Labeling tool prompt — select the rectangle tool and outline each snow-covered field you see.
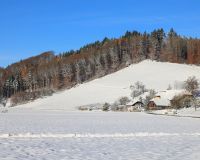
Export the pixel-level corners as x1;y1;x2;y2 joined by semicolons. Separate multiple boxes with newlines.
151;107;200;118
13;60;200;111
2;60;200;159
1;111;200;160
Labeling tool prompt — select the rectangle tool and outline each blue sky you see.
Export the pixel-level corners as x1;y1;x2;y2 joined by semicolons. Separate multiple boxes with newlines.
0;0;200;67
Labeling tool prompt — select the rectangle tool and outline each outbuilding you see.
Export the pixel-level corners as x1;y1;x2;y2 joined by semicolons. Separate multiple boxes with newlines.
126;101;144;112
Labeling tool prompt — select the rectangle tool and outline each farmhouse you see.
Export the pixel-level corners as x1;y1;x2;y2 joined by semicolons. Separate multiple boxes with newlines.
147;98;170;110
147;90;192;110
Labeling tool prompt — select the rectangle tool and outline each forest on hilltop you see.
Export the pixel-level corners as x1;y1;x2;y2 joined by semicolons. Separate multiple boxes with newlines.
1;28;200;106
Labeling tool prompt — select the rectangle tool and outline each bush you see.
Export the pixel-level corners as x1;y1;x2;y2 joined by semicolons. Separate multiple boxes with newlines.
118;96;130;105
78;106;88;111
110;101;119;111
171;94;193;109
102;103;110;111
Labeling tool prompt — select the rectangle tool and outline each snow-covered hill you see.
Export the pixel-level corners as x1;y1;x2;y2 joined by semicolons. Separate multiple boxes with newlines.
13;60;200;111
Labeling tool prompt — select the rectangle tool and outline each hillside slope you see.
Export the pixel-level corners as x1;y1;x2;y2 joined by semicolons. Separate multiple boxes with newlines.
2;29;200;103
13;60;200;111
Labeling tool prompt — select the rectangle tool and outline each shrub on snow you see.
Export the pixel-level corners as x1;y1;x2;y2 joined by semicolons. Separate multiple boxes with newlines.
102;103;110;111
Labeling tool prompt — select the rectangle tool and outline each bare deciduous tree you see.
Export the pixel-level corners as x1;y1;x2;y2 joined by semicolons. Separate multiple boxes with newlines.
130;81;147;99
118;96;130;105
184;76;199;93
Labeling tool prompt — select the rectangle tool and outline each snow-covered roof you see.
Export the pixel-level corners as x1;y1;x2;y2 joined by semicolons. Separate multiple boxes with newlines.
127;101;143;106
150;90;191;107
150;98;170;107
156;90;182;100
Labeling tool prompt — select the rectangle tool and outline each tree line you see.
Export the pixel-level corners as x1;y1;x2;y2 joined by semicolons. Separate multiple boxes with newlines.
1;28;200;105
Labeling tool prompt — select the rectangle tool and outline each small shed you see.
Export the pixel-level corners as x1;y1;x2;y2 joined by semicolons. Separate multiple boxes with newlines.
126;101;144;112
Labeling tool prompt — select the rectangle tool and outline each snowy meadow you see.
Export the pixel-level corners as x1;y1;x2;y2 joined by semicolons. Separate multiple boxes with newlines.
0;110;200;160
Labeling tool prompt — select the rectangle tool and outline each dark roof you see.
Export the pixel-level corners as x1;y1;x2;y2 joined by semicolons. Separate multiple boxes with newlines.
133;101;144;105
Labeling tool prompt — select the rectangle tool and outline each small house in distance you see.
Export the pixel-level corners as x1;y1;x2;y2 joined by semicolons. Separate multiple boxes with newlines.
126;101;144;112
126;91;150;112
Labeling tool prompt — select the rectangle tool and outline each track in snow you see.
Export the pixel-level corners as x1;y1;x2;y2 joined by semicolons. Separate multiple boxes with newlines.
1;132;200;138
